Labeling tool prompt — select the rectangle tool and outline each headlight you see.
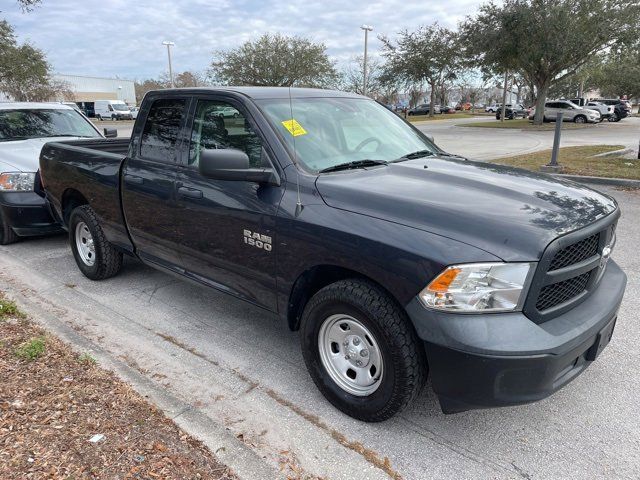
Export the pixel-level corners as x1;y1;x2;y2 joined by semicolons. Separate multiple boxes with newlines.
0;172;36;191
419;262;535;313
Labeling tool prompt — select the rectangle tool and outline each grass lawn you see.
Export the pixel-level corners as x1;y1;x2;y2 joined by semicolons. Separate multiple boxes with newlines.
492;145;640;180
457;118;593;130
406;112;485;122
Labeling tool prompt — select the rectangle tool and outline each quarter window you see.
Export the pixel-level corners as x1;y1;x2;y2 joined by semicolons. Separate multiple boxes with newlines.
140;98;186;162
188;100;264;168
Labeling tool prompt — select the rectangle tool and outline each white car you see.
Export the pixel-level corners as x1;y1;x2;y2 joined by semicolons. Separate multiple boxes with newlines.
128;106;139;119
485;104;501;113
528;100;600;123
0;102;107;244
584;101;614;121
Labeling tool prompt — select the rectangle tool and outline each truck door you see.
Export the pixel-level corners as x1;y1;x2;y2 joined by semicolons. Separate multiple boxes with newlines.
174;97;283;311
121;97;188;270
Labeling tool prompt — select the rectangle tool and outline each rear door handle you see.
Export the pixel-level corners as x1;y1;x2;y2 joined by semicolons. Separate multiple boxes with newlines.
178;186;203;199
124;174;144;185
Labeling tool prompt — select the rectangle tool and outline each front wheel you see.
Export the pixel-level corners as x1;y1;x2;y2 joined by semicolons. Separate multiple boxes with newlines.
300;279;426;422
574;115;587;124
69;205;123;280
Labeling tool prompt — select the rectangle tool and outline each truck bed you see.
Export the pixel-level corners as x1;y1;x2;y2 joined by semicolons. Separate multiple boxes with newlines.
39;137;133;252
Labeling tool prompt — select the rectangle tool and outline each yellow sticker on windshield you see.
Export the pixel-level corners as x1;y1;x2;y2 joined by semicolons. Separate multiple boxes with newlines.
281;119;307;137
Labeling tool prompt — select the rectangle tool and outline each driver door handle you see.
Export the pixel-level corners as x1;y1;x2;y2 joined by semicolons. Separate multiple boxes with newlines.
178;186;203;199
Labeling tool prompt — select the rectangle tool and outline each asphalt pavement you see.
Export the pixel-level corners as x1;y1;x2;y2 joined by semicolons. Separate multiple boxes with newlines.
1;185;639;479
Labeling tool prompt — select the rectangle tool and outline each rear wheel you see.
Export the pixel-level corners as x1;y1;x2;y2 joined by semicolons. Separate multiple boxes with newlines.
0;208;19;245
69;205;122;280
574;115;587;124
97;114;102;121
300;279;426;422
111;115;117;121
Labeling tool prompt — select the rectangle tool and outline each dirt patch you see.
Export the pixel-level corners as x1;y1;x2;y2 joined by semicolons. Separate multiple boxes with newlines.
0;297;235;480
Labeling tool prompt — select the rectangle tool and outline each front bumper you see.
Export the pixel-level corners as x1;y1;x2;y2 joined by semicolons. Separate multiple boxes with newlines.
0;191;63;237
406;260;626;413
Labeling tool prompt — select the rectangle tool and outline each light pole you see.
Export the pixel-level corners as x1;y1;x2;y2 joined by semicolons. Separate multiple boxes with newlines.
360;25;373;96
162;41;175;88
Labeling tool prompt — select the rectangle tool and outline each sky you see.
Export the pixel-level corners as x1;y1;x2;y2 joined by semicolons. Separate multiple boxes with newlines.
2;0;486;81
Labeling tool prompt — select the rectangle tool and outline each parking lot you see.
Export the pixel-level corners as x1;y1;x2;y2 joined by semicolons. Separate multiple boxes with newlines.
1;183;639;480
416;116;640;160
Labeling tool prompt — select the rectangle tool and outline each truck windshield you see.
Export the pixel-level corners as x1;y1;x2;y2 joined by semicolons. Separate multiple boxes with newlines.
112;104;130;111
256;97;438;173
0;109;100;141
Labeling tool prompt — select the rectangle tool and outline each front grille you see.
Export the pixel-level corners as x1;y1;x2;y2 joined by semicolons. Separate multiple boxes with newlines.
525;214;618;322
548;233;599;271
536;272;590;311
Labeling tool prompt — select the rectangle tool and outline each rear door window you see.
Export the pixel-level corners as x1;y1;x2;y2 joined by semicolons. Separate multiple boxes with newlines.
140;98;187;162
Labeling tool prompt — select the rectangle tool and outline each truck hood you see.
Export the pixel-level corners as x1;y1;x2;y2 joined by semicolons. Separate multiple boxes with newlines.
0;137;87;173
315;157;617;261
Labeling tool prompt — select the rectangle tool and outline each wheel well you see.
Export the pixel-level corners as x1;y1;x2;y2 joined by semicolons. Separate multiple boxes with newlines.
61;189;89;226
287;265;386;331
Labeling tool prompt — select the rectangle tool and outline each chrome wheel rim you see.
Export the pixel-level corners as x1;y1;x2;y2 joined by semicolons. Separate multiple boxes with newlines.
318;314;383;396
75;221;95;266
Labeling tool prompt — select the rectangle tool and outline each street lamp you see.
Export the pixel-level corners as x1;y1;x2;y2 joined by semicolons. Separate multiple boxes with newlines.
360;25;373;97
162;41;175;88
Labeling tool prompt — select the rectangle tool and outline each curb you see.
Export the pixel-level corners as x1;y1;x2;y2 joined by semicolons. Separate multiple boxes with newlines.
550;173;640;188
591;148;636;158
0;281;285;480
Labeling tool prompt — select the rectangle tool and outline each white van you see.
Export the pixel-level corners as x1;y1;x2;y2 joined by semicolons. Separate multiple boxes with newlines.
94;100;132;121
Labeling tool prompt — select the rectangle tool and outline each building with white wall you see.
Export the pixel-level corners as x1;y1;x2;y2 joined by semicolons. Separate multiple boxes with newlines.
54;74;136;105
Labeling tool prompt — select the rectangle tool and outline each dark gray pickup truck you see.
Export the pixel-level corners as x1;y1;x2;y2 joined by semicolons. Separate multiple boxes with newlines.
39;87;626;421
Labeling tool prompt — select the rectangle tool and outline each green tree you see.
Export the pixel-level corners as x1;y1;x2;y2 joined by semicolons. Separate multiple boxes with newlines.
0;20;63;101
591;47;640;105
461;0;640;124
380;24;460;117
210;33;338;87
341;55;385;98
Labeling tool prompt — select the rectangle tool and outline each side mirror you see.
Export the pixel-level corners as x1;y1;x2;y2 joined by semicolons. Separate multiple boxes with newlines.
426;134;435;143
104;128;117;138
198;148;280;185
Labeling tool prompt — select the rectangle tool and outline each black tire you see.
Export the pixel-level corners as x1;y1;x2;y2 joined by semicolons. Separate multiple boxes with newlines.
574;115;587;124
0;208;19;245
69;205;122;280
97;114;102;121
299;279;426;422
111;115;117;121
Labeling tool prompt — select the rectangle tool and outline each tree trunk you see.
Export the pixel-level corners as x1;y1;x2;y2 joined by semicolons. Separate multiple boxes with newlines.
533;82;550;125
429;81;436;118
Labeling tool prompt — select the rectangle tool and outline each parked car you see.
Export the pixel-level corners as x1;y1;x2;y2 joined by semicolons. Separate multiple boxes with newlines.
128;106;139;119
94;100;133;121
0;102;112;245
408;103;440;115
213;105;241;118
593;99;630;122
40;87;626;421
495;104;526;120
485;104;500;113
568;99;613;121
456;102;472;111
528;100;600;123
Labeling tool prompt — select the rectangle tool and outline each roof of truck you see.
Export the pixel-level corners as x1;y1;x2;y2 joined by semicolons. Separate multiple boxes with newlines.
0;102;74;110
149;87;363;100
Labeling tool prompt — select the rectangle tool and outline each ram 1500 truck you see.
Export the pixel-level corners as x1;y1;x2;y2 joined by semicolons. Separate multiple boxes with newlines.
39;87;627;422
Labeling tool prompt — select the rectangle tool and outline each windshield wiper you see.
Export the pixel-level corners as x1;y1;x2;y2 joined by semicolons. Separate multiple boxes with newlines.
436;152;468;160
319;159;388;173
393;150;435;162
